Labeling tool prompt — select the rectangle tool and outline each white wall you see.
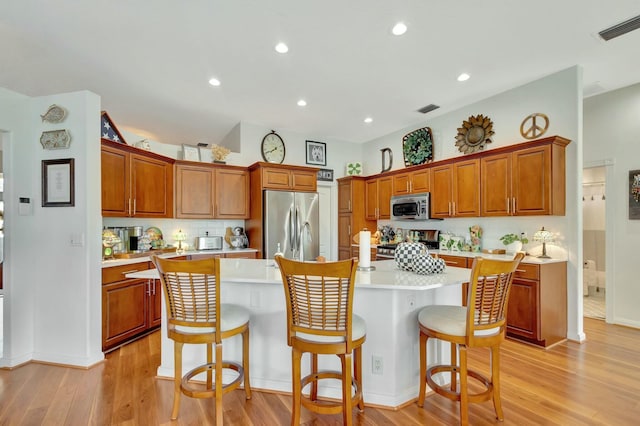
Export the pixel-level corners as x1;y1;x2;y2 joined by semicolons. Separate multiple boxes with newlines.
584;82;640;328
0;88;103;367
362;67;584;341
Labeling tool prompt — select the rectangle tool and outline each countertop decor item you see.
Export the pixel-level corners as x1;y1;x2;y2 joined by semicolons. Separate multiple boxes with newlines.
40;129;71;149
40;104;67;123
402;127;433;166
533;227;553;258
455;114;494;154
499;232;528;254
173;229;187;255
469;225;482;252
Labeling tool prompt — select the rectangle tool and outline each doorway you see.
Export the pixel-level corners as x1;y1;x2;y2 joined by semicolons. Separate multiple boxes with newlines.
582;166;606;320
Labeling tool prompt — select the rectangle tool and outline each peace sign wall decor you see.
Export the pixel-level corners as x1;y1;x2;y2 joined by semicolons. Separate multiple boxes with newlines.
520;113;549;139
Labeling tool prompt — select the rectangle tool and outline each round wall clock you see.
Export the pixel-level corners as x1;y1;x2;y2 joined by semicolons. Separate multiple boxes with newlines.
261;130;285;163
454;114;495;154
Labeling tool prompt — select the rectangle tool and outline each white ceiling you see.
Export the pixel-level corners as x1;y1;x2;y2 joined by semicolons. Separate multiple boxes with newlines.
1;1;639;146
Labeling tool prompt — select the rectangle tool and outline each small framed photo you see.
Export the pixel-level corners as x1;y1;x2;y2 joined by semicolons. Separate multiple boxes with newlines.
42;158;75;207
306;140;326;166
182;144;200;161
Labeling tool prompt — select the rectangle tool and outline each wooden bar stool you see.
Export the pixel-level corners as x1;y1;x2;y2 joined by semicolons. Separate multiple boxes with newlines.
417;253;525;425
151;256;251;426
275;256;365;426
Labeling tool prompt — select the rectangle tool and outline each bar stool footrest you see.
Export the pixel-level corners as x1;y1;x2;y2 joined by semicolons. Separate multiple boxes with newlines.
181;361;244;399
300;370;363;415
426;364;493;403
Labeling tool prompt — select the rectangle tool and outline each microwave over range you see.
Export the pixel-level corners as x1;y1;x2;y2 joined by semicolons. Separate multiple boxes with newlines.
390;192;431;221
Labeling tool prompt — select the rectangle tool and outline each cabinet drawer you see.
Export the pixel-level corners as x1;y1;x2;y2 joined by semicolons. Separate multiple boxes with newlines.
514;263;539;280
436;254;469;268
102;262;151;284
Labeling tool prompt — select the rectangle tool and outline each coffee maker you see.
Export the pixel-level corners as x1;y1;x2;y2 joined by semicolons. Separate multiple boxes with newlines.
128;226;143;252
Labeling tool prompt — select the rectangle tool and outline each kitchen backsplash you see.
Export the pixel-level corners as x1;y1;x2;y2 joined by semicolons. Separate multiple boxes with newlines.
102;218;245;250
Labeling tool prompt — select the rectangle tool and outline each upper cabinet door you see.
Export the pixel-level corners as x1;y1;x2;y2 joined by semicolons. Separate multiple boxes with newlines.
215;168;250;219
512;145;552;215
338;178;353;213
130;153;174;218
481;153;512;216
377;176;393;219
452;159;480;217
175;164;215;219
430;165;453;218
101;145;130;216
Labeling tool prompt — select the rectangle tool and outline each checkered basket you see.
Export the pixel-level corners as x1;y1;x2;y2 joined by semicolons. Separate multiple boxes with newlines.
394;242;427;271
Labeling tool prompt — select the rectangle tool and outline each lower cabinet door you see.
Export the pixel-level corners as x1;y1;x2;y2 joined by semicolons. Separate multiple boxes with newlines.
507;278;540;341
102;279;149;351
148;279;162;329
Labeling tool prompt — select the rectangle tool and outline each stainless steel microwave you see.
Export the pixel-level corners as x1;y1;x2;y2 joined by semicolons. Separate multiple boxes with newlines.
391;193;430;220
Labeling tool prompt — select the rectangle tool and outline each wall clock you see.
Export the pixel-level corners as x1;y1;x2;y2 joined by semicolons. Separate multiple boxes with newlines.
261;130;285;163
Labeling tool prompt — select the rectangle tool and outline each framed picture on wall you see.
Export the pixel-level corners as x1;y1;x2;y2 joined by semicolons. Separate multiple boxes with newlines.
629;169;640;219
42;158;75;207
306;140;326;166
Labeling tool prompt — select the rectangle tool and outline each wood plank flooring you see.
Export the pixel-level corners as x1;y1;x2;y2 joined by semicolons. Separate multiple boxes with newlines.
1;317;639;425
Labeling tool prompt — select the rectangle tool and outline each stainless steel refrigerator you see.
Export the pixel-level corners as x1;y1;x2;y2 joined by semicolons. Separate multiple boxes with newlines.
263;190;319;261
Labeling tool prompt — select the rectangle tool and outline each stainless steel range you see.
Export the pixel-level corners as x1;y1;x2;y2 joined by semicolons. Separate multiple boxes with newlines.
376;229;440;259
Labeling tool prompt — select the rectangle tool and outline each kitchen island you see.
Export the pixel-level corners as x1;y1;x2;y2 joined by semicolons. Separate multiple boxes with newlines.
128;258;471;408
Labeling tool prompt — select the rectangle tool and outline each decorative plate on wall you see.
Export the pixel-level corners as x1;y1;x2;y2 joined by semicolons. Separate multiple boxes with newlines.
40;129;71;149
455;114;494;154
40;104;67;123
402;127;433;166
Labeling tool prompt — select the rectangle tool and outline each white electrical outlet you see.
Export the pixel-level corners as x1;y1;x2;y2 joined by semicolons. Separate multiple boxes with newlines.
372;355;383;375
407;294;416;308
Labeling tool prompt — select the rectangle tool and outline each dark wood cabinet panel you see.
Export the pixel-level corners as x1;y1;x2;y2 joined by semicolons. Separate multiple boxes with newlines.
337;177;376;260
148;279;162;328
101;141;173;218
431;160;479;218
215;168;250;218
507;278;540;341
175;164;215;218
365;176;392;220
102;279;149;350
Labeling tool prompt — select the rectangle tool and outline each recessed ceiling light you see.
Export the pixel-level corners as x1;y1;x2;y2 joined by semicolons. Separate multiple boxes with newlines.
297;99;307;107
457;73;470;82
392;22;407;36
364;117;373;124
208;77;221;87
275;42;289;53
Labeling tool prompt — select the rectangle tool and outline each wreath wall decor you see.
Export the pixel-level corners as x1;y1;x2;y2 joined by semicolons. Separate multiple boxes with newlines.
455;114;494;154
402;127;433;167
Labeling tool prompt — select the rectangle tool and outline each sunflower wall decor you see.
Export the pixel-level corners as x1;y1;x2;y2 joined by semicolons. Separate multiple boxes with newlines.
455;114;495;154
402;126;433;167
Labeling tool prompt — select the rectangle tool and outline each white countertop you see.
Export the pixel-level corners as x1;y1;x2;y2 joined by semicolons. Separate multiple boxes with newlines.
125;258;471;291
101;248;258;268
429;249;567;264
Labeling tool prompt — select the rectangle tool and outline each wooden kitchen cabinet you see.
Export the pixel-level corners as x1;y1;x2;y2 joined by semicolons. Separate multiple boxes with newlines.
392;168;430;195
247;162;319;258
481;136;569;216
365;175;392;219
507;261;567;347
337;177;376;260
175;162;249;219
189;251;258;260
102;261;159;352
175;163;215;218
101;140;174;218
256;163;317;191
430;159;480;218
215;168;250;218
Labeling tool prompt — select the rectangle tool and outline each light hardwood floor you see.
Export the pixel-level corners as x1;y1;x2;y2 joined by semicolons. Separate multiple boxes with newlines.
1;318;639;425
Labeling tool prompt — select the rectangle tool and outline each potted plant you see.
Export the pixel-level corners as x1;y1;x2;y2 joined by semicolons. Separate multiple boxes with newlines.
499;233;528;254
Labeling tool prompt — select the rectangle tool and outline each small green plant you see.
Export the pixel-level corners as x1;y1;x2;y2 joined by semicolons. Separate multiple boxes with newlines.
499;233;529;245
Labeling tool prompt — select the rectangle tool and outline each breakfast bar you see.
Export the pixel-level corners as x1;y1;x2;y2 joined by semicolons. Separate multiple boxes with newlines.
127;257;470;408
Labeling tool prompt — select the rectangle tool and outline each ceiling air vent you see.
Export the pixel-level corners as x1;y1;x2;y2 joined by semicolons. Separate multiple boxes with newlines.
417;104;440;114
598;14;640;41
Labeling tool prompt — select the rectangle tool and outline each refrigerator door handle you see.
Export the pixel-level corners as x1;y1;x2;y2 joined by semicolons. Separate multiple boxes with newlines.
289;207;295;253
294;207;300;251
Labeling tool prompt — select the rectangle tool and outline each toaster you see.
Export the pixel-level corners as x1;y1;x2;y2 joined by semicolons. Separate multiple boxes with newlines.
195;236;223;250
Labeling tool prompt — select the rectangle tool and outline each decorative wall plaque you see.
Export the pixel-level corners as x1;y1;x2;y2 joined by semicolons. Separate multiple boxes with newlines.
402;127;433;166
40;129;71;149
455;114;494;154
40;104;67;123
520;113;549;139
